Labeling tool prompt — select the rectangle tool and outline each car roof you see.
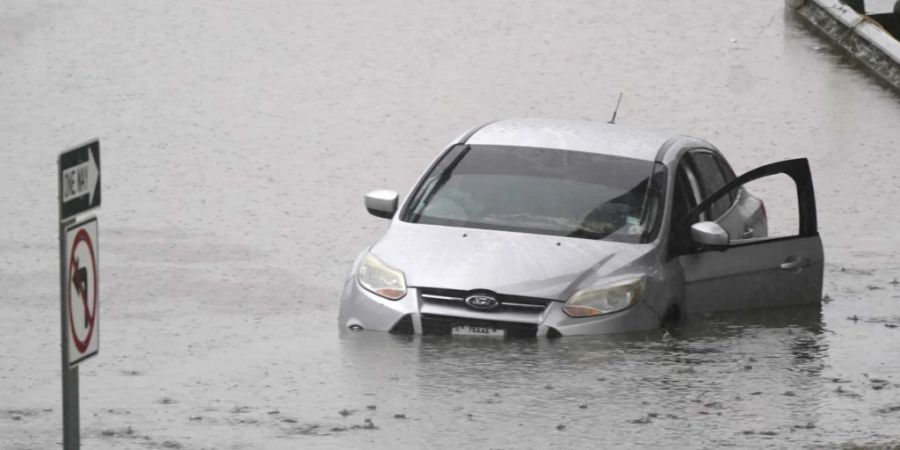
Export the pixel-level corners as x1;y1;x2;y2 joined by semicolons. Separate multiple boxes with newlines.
464;118;682;161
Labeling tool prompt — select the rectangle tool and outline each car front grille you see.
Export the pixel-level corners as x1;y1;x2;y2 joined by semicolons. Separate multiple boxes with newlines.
414;287;558;338
417;287;553;314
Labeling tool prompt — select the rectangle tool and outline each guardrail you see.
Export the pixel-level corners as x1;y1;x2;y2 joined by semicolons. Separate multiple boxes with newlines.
788;0;900;93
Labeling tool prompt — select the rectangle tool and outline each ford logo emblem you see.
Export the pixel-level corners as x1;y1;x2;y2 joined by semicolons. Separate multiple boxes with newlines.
465;294;499;310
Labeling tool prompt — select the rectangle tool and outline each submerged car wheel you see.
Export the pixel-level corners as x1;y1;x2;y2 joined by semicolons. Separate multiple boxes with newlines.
661;304;681;328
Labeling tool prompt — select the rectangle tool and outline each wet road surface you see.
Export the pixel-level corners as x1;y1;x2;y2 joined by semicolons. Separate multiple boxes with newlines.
1;1;899;448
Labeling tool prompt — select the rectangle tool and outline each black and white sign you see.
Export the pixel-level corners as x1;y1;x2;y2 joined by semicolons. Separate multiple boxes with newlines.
59;140;101;221
65;217;99;367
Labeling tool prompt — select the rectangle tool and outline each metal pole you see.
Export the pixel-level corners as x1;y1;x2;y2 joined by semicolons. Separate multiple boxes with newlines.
59;157;80;450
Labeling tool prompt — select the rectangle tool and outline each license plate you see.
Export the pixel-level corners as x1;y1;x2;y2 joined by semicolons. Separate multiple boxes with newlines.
451;325;506;337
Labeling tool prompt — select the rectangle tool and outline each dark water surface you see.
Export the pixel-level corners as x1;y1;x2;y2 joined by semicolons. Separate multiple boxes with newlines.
1;1;899;448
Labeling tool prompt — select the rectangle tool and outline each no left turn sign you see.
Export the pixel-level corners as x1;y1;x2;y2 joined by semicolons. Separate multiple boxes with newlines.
66;217;99;367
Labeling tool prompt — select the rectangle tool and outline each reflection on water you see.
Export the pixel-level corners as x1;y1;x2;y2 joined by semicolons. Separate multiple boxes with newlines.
338;306;845;448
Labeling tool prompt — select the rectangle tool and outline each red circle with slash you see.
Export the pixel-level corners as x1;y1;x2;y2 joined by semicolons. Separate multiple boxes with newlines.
67;228;98;353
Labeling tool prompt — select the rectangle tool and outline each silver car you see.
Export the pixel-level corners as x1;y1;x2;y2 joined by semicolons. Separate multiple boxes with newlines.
339;118;823;337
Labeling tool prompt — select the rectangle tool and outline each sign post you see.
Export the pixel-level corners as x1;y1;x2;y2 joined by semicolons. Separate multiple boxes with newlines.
58;139;101;450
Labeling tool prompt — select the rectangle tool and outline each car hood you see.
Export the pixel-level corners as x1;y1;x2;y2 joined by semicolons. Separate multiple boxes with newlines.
370;222;654;301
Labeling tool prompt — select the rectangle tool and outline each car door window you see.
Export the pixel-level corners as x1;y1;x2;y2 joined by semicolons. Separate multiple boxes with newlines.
669;163;700;256
683;158;818;246
690;151;733;219
713;154;738;204
737;174;798;240
717;156;737;184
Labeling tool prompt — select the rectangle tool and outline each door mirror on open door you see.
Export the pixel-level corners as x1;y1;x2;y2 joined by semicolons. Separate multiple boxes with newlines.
365;190;399;219
691;221;730;248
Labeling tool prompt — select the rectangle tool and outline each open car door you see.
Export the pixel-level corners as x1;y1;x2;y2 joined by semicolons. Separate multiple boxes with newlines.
676;158;824;315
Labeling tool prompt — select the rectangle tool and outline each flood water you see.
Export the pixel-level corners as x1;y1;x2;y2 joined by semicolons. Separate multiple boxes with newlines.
2;1;899;448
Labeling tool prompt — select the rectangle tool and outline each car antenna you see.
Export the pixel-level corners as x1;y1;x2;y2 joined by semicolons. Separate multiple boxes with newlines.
608;92;623;124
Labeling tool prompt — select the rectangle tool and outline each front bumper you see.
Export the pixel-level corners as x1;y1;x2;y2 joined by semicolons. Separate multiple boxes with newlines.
338;279;661;337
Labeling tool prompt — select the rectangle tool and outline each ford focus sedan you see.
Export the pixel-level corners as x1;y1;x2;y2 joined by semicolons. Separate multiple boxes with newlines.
338;118;823;337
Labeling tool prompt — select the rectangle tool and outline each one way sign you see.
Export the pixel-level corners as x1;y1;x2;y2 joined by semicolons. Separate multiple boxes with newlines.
59;140;100;221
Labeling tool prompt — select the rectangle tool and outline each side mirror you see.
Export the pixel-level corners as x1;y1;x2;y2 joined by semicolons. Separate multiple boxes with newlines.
691;221;730;249
365;190;399;219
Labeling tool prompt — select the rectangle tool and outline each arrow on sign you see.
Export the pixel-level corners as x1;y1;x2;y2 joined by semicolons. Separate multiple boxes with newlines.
72;258;91;328
62;148;99;204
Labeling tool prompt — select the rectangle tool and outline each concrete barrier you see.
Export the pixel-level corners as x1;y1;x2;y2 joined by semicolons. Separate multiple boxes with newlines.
788;0;900;93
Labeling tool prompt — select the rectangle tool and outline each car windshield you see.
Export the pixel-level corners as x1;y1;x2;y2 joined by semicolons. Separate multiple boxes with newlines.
402;145;666;243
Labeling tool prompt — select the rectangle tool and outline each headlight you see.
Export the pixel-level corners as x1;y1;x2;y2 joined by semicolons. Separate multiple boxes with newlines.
357;253;407;300
563;277;644;317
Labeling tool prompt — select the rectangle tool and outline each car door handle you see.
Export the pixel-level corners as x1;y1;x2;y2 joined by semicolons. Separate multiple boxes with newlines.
780;256;811;271
742;227;754;238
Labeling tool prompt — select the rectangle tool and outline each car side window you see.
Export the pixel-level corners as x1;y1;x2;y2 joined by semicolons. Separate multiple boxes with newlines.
713;154;738;204
669;163;700;256
690;151;732;219
681;158;818;246
717;156;737;184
